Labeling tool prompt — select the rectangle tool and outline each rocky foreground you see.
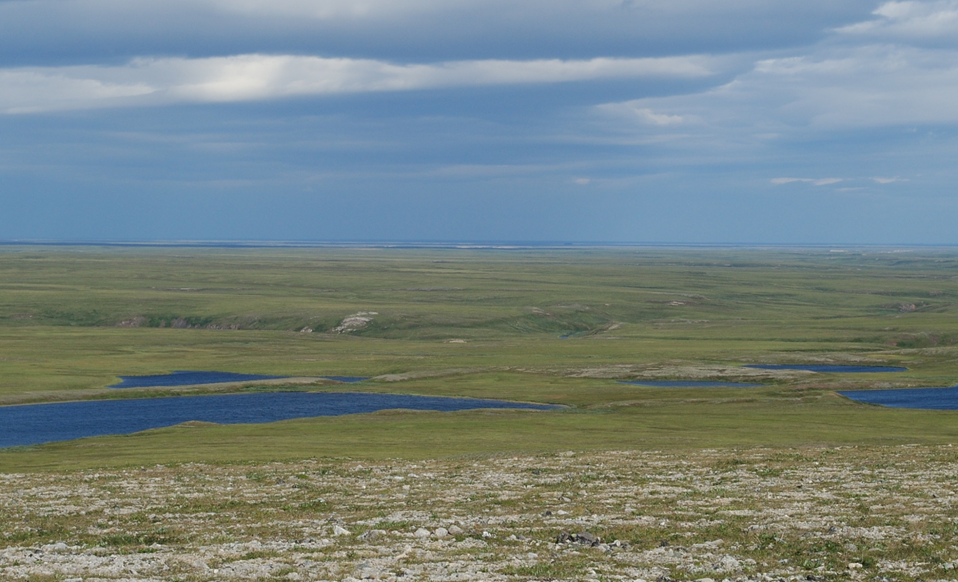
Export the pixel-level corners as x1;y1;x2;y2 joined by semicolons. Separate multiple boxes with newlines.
2;445;957;582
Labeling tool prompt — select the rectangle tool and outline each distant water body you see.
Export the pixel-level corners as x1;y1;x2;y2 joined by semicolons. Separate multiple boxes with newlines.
619;381;762;388
110;371;371;388
839;386;958;410
0;392;559;448
111;371;288;388
745;365;907;373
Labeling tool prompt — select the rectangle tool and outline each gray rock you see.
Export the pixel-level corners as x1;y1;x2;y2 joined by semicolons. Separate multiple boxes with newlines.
556;531;600;547
414;528;431;538
358;529;385;541
575;531;600;546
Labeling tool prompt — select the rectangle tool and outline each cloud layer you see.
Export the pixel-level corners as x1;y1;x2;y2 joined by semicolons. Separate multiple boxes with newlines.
0;0;874;65
598;43;958;135
838;1;958;41
2;0;958;243
0;54;715;113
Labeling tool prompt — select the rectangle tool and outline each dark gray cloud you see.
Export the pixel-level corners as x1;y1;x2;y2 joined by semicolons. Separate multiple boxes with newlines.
0;0;876;66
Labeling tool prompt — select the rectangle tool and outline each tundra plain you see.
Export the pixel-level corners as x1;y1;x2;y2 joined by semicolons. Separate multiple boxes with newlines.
1;246;958;581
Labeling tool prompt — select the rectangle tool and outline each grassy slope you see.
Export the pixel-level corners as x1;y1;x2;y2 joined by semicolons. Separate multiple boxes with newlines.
1;246;958;471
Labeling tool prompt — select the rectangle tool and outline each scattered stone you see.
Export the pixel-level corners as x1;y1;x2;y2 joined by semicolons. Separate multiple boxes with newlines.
333;312;378;333
0;446;954;581
556;531;600;547
358;529;385;541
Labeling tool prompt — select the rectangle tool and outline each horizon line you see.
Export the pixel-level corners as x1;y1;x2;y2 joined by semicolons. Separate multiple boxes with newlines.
3;240;958;251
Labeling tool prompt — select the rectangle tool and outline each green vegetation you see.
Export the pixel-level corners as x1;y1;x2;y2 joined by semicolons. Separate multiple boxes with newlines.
1;245;958;471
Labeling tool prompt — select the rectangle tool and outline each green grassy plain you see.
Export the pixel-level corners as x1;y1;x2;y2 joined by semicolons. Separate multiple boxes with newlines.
1;245;958;471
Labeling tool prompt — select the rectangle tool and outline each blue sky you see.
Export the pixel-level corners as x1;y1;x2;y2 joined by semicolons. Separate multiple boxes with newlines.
1;0;957;243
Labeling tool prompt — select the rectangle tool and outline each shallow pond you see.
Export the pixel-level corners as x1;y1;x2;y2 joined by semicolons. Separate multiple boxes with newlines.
745;364;906;373
0;392;558;448
110;371;288;388
619;380;762;388
839;386;958;410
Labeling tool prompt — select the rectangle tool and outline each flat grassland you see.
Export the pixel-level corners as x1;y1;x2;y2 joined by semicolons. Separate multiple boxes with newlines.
0;246;957;471
3;247;958;582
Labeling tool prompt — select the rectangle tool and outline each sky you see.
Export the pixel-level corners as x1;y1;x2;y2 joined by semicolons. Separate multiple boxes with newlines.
1;0;957;244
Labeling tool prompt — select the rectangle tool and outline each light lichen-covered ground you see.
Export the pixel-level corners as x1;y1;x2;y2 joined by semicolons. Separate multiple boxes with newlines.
2;445;958;582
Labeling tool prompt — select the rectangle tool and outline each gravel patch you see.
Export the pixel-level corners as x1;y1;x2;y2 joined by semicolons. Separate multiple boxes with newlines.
2;445;957;581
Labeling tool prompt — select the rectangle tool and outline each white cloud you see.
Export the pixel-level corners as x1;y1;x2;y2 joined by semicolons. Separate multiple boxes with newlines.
872;176;908;183
598;43;958;135
632;108;685;125
573;177;591;185
837;1;958;40
771;177;843;186
0;70;153;114
206;0;444;19
0;54;715;113
592;102;691;128
746;45;958;127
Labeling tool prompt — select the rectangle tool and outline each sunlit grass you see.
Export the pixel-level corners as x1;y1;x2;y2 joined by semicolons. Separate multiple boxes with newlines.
1;246;957;470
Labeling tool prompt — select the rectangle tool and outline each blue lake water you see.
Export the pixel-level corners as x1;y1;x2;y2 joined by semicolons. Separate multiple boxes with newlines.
839;386;958;410
745;364;907;373
619;380;763;388
0;392;559;448
110;371;288;388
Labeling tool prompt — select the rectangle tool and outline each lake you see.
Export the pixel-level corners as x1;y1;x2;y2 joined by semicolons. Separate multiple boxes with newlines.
619;380;762;388
745;364;907;373
0;392;558;448
839;386;958;410
110;371;288;388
